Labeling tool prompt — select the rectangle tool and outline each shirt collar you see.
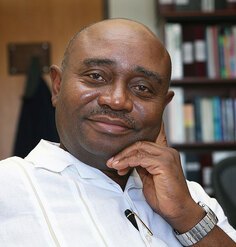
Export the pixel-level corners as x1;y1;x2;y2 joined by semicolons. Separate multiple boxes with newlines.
25;139;79;172
25;139;142;189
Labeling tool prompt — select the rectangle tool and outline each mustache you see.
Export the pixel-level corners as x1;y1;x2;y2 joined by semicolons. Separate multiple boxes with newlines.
87;106;136;129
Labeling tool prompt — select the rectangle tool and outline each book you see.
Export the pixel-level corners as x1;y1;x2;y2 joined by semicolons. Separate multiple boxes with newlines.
165;87;185;143
206;26;219;78
212;96;222;141
182;24;195;77
218;26;227;78
200;97;214;142
193;25;207;77
194;96;202;142
175;0;201;11
184;102;195;142
225;98;235;141
230;25;236;77
201;0;215;11
158;0;175;12
165;23;183;79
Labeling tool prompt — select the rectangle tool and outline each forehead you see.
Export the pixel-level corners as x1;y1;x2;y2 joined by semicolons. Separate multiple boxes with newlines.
68;21;170;76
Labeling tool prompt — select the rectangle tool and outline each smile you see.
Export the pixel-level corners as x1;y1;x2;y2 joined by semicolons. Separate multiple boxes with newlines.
87;115;133;135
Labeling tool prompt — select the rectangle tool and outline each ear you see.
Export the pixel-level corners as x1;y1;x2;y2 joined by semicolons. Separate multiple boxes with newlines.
164;90;174;107
50;65;62;107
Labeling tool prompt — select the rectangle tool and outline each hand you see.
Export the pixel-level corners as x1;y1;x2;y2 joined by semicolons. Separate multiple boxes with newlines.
107;123;204;231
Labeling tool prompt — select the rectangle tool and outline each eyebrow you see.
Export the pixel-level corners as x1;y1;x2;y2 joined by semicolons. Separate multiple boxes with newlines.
135;66;163;84
83;58;116;67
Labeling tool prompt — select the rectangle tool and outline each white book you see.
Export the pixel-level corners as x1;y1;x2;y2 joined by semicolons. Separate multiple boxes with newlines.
165;87;185;143
206;26;216;78
200;97;214;142
165;23;183;79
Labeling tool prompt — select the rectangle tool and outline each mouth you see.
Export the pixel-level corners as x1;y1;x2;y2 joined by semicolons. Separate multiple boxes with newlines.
87;115;134;135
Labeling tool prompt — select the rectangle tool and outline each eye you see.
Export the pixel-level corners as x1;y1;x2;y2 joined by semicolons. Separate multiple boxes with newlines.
134;85;151;93
130;82;156;99
88;73;105;81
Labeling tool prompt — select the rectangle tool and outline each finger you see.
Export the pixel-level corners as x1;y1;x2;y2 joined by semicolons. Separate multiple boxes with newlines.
155;121;168;147
108;154;162;175
107;141;163;167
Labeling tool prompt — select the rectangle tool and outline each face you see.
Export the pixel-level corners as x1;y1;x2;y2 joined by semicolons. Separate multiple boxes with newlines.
51;20;173;169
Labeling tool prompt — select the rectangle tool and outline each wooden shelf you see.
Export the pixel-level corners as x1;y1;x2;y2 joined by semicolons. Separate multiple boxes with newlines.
161;9;236;22
171;77;236;87
171;142;236;152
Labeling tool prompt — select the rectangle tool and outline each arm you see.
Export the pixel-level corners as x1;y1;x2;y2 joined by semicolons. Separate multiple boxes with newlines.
107;123;236;246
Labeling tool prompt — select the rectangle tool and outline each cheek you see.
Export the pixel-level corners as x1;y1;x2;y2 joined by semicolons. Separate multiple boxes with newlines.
60;82;100;109
134;101;163;126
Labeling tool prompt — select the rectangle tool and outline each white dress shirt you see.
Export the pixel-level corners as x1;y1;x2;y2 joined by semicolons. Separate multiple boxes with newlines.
0;140;235;247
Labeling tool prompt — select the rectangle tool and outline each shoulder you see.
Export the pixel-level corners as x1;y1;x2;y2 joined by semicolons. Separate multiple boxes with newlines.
0;156;33;182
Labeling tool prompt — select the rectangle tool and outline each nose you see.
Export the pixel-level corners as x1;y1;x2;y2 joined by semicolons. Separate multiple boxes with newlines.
97;83;133;112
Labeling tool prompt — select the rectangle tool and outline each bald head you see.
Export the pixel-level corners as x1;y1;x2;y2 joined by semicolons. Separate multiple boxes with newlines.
61;18;171;80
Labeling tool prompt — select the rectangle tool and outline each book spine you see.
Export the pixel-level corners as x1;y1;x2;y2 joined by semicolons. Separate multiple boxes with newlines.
200;97;214;142
206;26;216;78
184;102;195;142
193;25;207;77
182;24;195;77
158;0;175;12
165;23;183;79
176;0;201;11
194;96;202;142
212;96;222;141
166;87;185;143
218;27;226;78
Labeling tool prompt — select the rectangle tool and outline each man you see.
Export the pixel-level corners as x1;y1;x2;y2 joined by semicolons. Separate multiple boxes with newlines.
0;19;235;246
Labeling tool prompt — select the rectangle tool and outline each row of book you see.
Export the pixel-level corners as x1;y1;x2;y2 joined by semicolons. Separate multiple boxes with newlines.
158;0;236;12
165;23;236;79
165;87;236;144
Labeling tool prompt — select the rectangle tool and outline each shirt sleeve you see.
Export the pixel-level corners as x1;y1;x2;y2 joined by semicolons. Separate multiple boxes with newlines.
187;180;236;242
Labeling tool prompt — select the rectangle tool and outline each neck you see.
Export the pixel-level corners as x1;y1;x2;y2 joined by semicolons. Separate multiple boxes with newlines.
60;143;131;190
102;169;131;191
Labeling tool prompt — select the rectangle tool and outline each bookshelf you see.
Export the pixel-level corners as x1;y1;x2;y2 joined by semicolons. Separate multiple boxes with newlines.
157;0;236;194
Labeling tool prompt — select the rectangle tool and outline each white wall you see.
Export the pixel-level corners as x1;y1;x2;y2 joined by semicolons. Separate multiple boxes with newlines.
108;0;159;35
